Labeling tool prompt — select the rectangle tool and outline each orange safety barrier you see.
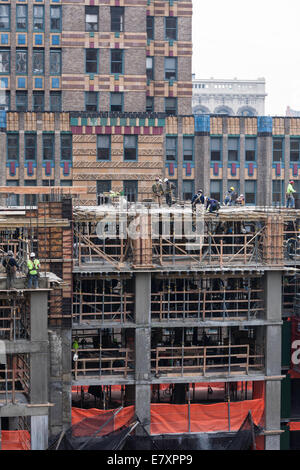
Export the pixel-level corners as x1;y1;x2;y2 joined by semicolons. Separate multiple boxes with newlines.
289;422;300;431
150;399;264;434
72;406;135;430
1;431;31;451
72;397;264;435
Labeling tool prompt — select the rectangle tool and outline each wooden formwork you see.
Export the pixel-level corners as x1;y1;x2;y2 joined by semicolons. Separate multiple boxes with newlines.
263;215;284;265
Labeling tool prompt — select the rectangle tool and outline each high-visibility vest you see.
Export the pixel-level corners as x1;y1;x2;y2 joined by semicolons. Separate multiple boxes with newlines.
27;259;40;275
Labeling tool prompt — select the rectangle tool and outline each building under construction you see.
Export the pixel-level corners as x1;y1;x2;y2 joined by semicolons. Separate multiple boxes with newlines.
0;190;299;450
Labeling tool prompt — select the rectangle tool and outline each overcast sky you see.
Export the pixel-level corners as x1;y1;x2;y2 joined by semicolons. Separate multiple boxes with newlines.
192;0;300;116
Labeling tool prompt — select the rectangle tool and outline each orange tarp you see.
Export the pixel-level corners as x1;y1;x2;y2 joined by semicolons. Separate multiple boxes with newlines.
1;431;31;451
72;398;264;435
289;422;300;431
72;406;135;430
150;399;264;434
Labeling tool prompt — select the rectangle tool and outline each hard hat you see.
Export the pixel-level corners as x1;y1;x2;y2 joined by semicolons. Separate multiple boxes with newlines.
155;177;160;181
30;252;35;257
164;178;168;182
290;180;294;184
230;187;235;191
7;250;13;256
198;189;203;193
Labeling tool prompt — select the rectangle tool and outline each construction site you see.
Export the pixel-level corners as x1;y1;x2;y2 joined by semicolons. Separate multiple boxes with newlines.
0;186;299;451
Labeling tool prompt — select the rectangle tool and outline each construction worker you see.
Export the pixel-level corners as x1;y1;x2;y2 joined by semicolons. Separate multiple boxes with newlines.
236;194;245;206
152;177;164;206
224;187;238;206
27;252;40;289
206;197;220;214
286;180;296;208
2;250;18;289
191;190;205;211
164;178;175;207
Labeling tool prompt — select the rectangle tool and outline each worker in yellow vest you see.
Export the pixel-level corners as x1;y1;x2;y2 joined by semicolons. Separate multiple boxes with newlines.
27;252;40;289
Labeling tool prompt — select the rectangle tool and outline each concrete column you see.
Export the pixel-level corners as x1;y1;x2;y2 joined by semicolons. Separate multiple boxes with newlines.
257;136;272;206
134;273;151;434
264;271;282;450
222;134;228;201
195;134;209;196
31;415;48;450
30;291;49;449
239;134;245;195
177;118;183;199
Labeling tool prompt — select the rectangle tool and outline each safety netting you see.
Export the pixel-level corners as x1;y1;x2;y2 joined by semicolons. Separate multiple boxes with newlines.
49;407;262;451
1;430;31;450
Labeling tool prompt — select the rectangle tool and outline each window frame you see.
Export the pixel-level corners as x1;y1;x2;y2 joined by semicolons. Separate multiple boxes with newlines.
245;137;256;162
15;91;28;112
32;91;44;112
210;179;222;202
61;133;72;161
272;137;284;163
85;91;98;112
110;92;123;112
16;4;27;32
33;5;44;32
124;135;138;161
146;56;154;80
165;97;177;116
183;136;194;162
24;133;37;161
290;138;300;162
147;16;154;40
210;137;222;161
0;5;10;31
7;133;19;161
50;5;62;32
0;49;10;74
16;49;27;75
182;180;194;201
42;132;55;161
146;96;154;113
85;48;98;74
32;49;44;75
227;137;240;162
111;7;124;33
50;49;61;75
166;136;177;162
50;91;62;112
110;49;124;74
245;180;257;205
164;57;177;81
165;16;177;41
97;135;111;161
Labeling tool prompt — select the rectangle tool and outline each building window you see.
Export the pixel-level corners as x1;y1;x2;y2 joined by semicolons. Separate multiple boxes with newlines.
97;135;110;161
111;49;123;74
146;96;154;113
7;133;18;161
60;180;72;187
50;50;61;75
290;139;300;162
110;92;123;112
16;91;27;112
43;133;54;160
0;50;10;74
16;5;27;31
165;17;177;40
123;180;137;202
273;138;284;162
245;180;256;205
147;16;154;40
272;180;284;206
85;6;98;32
32;49;44;75
50;91;61;112
0;90;10;110
33;91;44;112
228;137;239;161
25;133;36;161
165;97;177;116
97;180;111;204
24;180;37;206
183;180;194;201
111;7;124;32
85;91;98;112
50;5;61;32
6;181;19;206
124;136;137;161
85;49;98;74
245;137;256;161
210;137;222;161
16;50;27;74
42;179;54;187
146;57;154;80
166;137;177;162
33;5;44;32
164;57;177;80
210;180;222;202
183;137;194;161
61;134;72;161
0;5;10;31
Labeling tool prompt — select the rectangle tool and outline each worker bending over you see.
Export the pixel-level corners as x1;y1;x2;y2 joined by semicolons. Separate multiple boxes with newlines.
206;198;220;214
27;252;40;289
191;190;205;211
